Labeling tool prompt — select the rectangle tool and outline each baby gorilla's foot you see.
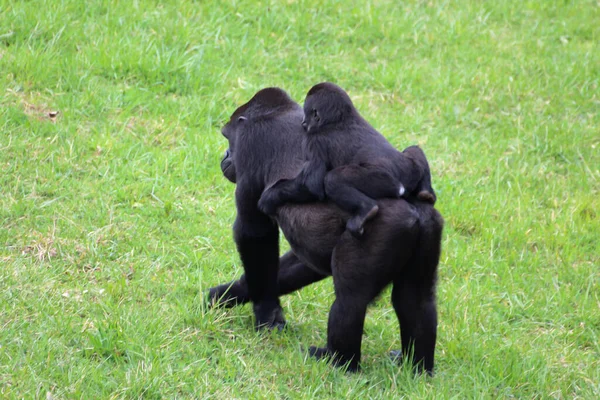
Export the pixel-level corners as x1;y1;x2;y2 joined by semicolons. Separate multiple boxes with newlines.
417;190;436;204
346;205;379;238
398;183;406;197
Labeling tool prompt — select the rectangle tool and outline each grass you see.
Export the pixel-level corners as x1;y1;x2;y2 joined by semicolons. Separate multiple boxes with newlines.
0;0;598;398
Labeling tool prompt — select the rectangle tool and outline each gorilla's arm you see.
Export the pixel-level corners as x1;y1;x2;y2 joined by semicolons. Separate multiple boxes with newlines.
233;180;285;329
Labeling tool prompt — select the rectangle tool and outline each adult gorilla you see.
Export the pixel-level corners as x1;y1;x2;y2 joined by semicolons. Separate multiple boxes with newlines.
208;87;443;374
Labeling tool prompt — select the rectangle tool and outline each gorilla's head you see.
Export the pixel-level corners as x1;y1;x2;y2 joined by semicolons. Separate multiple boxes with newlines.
220;87;298;183
302;82;356;133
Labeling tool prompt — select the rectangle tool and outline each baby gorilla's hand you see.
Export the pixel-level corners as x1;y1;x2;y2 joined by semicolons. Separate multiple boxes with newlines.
258;187;281;215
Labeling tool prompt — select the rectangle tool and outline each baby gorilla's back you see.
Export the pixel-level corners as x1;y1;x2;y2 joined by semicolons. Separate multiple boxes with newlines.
259;82;436;238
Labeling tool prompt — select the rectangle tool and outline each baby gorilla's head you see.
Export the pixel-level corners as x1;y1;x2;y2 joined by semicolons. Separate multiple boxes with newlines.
302;82;356;133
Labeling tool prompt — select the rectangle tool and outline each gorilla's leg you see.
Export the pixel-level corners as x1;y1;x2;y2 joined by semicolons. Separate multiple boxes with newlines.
208;251;327;307
308;294;370;372
324;165;402;237
309;247;388;372
277;252;328;294
391;205;442;375
391;280;437;375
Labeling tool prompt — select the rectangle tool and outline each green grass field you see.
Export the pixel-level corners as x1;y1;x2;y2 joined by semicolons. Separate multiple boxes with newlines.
1;0;599;398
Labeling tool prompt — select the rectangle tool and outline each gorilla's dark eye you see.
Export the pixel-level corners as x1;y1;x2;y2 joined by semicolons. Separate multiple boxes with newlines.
238;116;247;122
312;109;318;117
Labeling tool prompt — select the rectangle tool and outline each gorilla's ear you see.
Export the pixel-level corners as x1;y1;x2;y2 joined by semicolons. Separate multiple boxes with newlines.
238;116;248;122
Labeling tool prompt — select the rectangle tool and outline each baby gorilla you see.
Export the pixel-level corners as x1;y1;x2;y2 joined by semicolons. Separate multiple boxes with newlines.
259;82;436;237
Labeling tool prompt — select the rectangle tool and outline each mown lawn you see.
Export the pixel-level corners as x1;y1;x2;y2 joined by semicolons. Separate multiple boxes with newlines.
1;0;598;398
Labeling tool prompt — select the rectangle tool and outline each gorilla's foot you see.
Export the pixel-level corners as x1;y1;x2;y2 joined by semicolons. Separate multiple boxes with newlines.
389;349;403;364
308;346;330;360
346;205;380;238
308;346;360;372
207;283;250;308
389;350;434;376
254;301;287;331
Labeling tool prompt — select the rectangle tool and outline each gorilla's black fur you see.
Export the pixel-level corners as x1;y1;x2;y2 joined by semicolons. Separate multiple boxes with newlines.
258;82;436;237
209;87;443;374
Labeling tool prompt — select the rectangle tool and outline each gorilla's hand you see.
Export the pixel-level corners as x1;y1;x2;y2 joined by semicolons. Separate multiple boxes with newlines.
258;185;282;215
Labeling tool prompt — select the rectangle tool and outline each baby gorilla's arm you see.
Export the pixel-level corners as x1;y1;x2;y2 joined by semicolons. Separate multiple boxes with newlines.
301;160;327;201
258;171;320;215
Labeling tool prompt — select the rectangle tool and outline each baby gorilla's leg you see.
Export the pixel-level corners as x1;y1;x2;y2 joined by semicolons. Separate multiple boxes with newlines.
324;165;401;238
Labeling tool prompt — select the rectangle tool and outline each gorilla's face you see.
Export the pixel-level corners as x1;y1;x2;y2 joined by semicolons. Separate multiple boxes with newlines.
220;115;246;184
220;147;236;183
